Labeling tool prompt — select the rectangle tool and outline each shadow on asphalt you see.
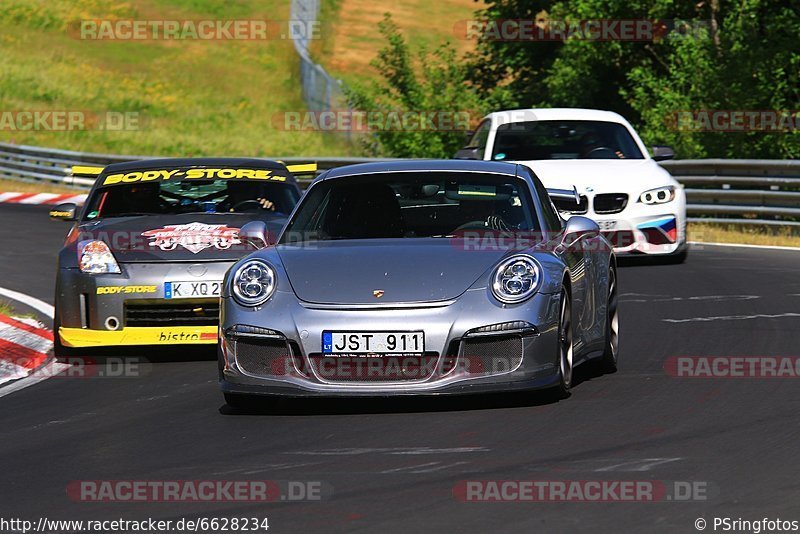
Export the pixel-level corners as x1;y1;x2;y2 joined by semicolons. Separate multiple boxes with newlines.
617;255;687;268
54;345;217;364
218;360;614;416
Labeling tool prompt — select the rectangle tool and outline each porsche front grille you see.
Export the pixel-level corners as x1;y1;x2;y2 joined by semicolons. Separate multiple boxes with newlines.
458;335;524;376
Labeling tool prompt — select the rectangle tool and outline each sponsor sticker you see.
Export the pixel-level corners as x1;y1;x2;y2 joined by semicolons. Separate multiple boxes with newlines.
96;286;157;295
102;168;287;186
142;223;241;254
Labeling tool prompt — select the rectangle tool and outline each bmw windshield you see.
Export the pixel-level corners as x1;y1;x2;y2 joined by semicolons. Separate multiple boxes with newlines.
491;120;644;161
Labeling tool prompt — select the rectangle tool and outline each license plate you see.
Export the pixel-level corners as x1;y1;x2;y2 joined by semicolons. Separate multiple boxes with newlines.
165;280;222;299
598;220;618;231
322;331;425;354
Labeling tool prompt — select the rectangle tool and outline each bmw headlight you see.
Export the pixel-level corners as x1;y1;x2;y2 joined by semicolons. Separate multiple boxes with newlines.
639;186;675;205
232;260;276;307
78;240;121;274
492;255;541;304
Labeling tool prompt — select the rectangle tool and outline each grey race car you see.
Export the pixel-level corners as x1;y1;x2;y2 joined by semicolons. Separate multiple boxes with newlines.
50;158;307;357
219;160;619;405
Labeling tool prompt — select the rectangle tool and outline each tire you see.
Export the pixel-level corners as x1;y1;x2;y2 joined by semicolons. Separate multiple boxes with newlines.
553;289;573;399
665;246;688;264
601;268;619;373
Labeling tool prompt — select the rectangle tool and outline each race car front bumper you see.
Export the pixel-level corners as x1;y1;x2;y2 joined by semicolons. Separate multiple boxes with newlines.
59;325;218;347
56;261;234;347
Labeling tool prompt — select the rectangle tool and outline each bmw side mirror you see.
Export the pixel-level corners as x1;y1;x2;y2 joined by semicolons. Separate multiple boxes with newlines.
49;203;77;221
562;216;600;246
239;221;273;249
454;147;482;160
651;145;675;161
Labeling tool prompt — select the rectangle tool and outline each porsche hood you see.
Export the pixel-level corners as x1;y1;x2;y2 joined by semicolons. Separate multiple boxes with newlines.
276;239;510;305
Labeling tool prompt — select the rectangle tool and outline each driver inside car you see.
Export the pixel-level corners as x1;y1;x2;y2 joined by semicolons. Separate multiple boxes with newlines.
225;182;276;213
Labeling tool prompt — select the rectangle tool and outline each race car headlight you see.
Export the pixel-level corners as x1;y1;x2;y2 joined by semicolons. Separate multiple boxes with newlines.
491;256;541;304
78;240;121;274
232;260;276;307
639;186;676;205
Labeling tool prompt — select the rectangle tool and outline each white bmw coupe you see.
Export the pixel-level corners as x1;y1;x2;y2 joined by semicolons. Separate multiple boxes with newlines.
457;108;687;261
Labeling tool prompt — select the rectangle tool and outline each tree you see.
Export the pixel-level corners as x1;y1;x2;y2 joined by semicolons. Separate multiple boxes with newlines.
345;14;486;158
466;0;799;158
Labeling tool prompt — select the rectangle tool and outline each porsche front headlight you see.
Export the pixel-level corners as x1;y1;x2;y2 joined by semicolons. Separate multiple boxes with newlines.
492;255;541;304
639;186;676;205
232;260;276;307
78;240;121;274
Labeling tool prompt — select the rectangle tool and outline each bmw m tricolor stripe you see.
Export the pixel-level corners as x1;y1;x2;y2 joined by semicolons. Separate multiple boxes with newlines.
637;216;677;243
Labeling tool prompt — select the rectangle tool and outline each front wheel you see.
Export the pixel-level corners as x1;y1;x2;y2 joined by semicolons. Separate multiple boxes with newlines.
553;289;573;398
601;268;619;373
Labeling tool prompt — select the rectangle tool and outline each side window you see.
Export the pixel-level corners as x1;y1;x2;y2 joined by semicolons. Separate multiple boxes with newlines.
469;120;491;152
532;177;563;233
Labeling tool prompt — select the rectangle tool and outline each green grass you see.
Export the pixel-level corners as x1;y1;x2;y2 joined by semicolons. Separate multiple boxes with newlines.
0;300;37;319
0;0;355;157
0;179;85;193
689;222;800;248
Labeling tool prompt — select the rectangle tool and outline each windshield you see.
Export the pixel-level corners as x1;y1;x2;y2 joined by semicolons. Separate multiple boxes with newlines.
492;120;644;161
83;170;300;220
280;172;538;243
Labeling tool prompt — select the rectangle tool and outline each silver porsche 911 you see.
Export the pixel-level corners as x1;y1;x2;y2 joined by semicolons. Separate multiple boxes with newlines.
219;160;619;405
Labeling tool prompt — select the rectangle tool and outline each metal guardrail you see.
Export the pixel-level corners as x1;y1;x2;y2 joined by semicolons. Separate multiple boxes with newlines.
0;141;798;227
659;159;800;227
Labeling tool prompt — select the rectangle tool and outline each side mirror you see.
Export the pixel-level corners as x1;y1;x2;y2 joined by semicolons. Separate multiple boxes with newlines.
239;221;273;249
454;147;482;160
49;203;77;221
651;145;675;161
562;216;600;246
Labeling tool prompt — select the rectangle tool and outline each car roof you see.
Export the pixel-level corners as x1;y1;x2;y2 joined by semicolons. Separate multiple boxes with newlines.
485;108;630;127
102;157;290;174
322;159;523;179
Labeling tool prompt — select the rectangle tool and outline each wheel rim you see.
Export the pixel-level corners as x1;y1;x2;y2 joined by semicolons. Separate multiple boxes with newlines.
607;270;619;362
559;293;573;387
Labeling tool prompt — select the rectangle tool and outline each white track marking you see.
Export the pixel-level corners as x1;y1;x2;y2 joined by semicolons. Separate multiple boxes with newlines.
664;312;800;324
594;458;682;472
622;295;759;303
0;361;69;398
689;241;800;252
0;287;54;318
289;447;489;456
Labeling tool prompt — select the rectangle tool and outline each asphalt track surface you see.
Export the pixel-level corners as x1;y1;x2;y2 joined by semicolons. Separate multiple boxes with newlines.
1;203;799;533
